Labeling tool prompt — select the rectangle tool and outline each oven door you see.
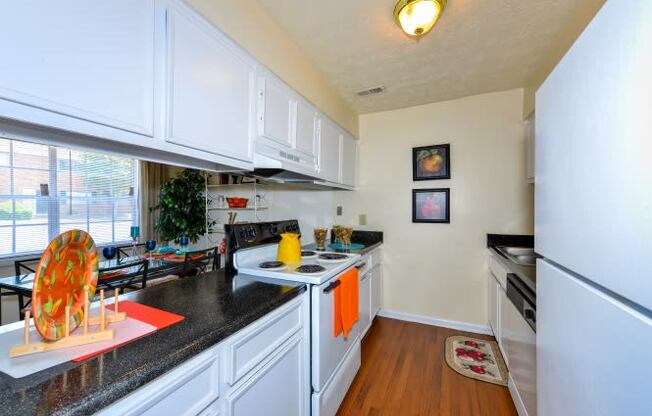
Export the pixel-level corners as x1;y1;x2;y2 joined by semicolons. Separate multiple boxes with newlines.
311;268;361;392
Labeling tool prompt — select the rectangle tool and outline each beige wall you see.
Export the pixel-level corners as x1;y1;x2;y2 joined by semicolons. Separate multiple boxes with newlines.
186;0;358;137
336;89;534;326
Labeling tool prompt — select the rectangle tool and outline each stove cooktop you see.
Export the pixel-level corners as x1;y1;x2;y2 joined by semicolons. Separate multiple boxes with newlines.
234;244;361;285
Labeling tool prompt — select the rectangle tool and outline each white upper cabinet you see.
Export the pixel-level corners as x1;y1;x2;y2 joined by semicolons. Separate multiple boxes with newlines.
0;1;155;136
340;133;358;187
257;75;295;148
163;1;255;162
525;114;535;183
317;118;342;183
294;99;318;158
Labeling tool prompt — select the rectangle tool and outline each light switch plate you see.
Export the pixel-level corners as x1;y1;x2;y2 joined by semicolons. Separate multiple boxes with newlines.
359;214;367;225
336;206;343;216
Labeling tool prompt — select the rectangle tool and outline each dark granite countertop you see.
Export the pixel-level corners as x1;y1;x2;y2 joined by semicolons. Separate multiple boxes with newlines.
304;230;383;256
0;271;306;416
487;234;536;293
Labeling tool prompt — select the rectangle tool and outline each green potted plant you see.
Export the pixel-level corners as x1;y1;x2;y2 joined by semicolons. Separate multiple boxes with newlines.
151;169;215;245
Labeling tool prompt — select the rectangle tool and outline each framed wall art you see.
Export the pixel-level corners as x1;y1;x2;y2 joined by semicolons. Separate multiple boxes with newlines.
412;188;450;223
413;144;450;180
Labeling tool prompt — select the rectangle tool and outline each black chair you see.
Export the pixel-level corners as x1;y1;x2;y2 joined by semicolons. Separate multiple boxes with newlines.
180;247;220;277
12;256;41;318
14;256;41;280
116;243;147;262
97;258;149;293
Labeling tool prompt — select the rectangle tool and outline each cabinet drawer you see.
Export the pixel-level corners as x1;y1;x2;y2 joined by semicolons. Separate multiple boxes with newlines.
225;334;307;416
98;346;221;416
225;296;304;385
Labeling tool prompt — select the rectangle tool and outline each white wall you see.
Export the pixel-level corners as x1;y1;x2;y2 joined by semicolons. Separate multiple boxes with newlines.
266;186;337;245
336;89;534;326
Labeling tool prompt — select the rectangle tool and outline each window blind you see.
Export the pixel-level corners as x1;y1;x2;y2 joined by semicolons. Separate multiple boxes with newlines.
0;137;138;257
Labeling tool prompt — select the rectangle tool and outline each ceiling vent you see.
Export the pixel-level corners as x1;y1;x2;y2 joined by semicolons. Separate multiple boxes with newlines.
356;86;385;97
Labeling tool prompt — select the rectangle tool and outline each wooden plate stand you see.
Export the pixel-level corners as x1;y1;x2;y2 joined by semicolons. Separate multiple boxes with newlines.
9;289;126;358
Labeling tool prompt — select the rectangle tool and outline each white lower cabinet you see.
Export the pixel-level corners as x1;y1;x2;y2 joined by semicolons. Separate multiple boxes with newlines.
225;334;307;416
96;345;221;416
359;248;383;338
358;272;371;336
98;292;309;416
488;272;500;341
369;264;382;319
498;285;510;367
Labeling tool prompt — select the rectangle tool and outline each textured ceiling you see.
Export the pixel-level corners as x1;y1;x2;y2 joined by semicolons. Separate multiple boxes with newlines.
255;0;602;113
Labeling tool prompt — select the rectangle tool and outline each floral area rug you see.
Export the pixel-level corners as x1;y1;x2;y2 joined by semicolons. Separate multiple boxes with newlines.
444;335;508;386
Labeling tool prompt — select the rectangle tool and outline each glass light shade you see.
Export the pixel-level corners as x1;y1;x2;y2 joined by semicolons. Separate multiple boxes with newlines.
394;0;446;38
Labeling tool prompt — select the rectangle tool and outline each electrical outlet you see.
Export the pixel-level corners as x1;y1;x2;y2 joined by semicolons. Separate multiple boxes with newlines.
359;214;367;226
336;206;343;216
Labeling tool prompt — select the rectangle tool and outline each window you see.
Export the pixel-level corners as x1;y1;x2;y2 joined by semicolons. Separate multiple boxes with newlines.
0;138;138;257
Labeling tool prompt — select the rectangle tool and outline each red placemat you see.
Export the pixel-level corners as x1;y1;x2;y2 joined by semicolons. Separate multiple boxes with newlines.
98;269;128;281
107;301;185;329
72;301;184;362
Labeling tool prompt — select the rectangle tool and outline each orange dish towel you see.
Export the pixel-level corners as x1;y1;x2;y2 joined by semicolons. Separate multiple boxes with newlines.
333;268;359;339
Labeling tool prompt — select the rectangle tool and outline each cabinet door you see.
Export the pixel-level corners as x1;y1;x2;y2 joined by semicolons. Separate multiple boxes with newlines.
295;99;317;157
318;118;342;183
525;115;535;183
340;133;358;187
258;76;294;148
487;273;499;340
370;266;382;319
0;1;155;136
535;1;652;310
226;335;308;416
359;273;371;336
165;3;254;162
498;289;510;366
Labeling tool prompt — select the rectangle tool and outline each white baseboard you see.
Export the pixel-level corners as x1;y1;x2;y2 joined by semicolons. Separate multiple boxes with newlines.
377;309;494;336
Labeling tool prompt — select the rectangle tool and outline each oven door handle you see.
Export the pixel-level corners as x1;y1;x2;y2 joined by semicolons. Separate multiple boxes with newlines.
323;280;341;293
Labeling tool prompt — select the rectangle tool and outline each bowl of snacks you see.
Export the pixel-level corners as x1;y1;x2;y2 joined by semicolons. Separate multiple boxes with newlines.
226;197;249;208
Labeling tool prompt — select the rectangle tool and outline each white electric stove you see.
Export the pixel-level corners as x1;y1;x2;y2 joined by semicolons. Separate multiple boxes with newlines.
225;220;364;416
233;243;360;285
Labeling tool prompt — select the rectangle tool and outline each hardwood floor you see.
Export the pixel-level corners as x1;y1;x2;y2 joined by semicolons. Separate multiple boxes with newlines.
336;317;518;416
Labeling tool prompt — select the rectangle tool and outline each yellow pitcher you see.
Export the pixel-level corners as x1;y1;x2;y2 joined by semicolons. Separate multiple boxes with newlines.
277;232;301;265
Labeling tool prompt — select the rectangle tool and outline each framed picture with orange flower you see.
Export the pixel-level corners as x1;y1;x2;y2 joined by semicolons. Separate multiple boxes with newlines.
413;144;450;180
413;188;450;223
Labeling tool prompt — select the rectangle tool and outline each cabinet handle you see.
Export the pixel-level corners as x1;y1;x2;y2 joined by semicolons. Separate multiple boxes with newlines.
323;280;341;293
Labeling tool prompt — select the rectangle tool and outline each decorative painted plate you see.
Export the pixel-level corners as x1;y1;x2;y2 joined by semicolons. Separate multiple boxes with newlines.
32;230;99;341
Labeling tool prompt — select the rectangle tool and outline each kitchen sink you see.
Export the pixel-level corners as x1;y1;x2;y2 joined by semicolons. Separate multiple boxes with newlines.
504;247;534;256
496;246;541;267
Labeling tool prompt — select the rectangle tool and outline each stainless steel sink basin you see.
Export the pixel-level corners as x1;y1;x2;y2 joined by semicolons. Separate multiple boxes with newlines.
504;247;535;256
514;255;537;266
496;246;540;267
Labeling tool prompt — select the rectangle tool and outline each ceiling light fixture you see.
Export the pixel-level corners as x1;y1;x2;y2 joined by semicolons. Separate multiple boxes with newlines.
393;0;446;38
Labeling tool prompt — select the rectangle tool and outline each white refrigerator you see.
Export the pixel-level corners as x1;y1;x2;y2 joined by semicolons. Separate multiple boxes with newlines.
536;1;652;415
